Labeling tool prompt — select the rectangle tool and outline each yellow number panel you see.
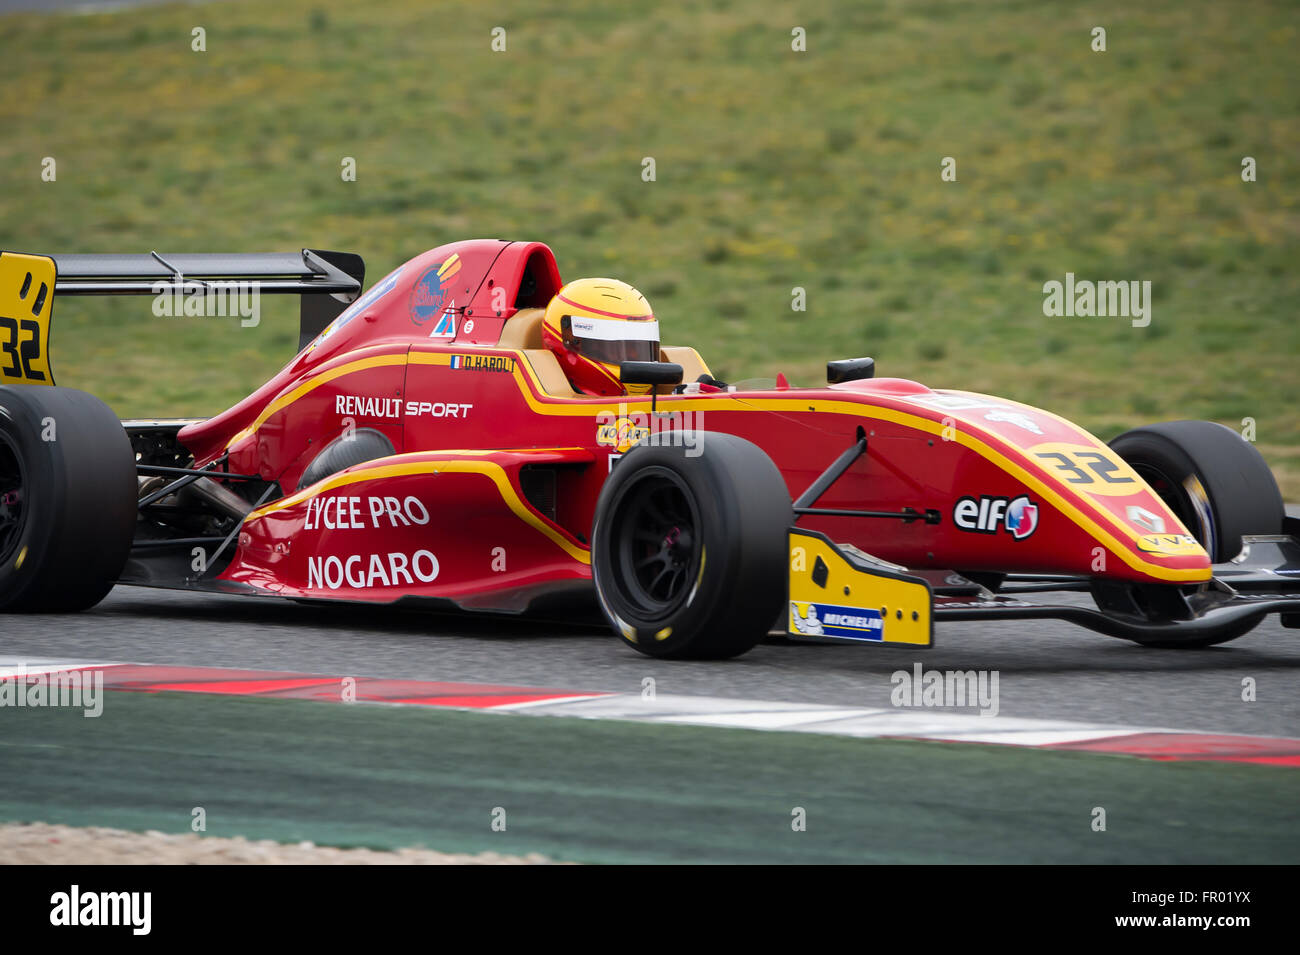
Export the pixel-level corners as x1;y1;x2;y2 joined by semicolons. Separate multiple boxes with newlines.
1029;443;1142;497
0;252;57;386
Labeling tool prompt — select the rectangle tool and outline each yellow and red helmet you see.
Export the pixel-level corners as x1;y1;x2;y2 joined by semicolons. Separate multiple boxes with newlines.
541;278;660;396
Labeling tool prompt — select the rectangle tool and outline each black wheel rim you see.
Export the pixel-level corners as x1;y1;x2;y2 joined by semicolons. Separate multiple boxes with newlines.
606;467;701;620
1133;462;1210;547
0;433;26;566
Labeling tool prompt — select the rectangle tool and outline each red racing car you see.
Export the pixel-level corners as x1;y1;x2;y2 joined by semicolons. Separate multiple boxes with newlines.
1;239;1297;657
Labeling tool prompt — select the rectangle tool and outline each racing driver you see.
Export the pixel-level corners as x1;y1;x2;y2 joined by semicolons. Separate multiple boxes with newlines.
541;278;728;396
540;278;662;396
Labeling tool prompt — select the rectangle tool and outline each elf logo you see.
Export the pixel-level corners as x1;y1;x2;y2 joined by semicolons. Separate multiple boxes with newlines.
953;495;1039;540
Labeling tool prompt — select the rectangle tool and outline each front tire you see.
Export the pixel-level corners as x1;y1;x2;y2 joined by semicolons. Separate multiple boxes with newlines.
591;432;791;659
0;386;137;612
1109;420;1283;563
1109;420;1285;648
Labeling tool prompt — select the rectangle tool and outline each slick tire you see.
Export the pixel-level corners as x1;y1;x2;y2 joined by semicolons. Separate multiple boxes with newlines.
591;432;791;659
1109;420;1284;563
297;427;395;491
0;386;137;612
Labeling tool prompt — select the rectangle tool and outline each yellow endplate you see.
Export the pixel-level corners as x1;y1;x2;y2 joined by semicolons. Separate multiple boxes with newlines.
788;531;931;646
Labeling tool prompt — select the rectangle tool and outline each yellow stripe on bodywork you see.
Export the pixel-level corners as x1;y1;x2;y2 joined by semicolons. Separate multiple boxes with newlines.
510;359;1208;583
234;346;1203;583
244;453;591;564
226;351;410;449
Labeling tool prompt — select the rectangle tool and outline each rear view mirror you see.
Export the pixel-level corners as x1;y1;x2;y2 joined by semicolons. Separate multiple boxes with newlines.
620;361;684;387
827;357;876;384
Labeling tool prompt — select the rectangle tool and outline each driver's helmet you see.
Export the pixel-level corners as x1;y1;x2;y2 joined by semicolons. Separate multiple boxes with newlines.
541;278;659;396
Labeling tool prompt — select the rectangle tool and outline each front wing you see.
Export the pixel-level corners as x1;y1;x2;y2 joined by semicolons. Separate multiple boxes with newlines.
786;528;1300;647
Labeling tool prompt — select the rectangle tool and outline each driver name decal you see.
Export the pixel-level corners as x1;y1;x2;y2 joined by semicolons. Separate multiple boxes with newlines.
450;354;514;373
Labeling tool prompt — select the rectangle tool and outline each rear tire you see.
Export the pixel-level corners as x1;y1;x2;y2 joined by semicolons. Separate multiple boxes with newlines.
1109;420;1283;563
591;432;791;659
297;427;394;490
0;386;137;612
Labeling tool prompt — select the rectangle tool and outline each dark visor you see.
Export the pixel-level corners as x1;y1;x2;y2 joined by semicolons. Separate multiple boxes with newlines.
562;316;660;364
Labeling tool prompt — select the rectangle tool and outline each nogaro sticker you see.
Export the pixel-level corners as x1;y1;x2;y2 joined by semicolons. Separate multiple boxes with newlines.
596;416;651;453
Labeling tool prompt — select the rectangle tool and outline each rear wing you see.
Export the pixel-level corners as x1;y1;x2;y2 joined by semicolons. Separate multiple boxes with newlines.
0;249;364;386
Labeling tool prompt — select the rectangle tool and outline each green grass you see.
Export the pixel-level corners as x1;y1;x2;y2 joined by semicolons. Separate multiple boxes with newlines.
1;0;1296;492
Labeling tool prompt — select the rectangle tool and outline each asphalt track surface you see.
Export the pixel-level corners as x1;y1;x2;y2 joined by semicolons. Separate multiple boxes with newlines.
4;583;1299;738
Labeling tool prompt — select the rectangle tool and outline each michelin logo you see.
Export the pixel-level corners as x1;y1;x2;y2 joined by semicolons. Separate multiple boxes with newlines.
790;602;884;641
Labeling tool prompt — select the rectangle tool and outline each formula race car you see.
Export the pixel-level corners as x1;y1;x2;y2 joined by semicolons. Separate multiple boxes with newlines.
1;239;1298;658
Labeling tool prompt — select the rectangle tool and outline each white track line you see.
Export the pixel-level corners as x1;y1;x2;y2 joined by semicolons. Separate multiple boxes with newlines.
496;694;1169;746
0;658;124;679
0;656;1214;748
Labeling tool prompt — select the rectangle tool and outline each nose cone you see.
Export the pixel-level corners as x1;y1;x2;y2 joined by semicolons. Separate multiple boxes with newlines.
900;390;1214;585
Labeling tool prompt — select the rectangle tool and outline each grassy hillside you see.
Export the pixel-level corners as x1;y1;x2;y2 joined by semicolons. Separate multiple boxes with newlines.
1;0;1296;492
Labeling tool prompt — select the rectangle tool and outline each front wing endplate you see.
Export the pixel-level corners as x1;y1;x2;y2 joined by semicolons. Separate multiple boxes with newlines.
787;528;934;647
